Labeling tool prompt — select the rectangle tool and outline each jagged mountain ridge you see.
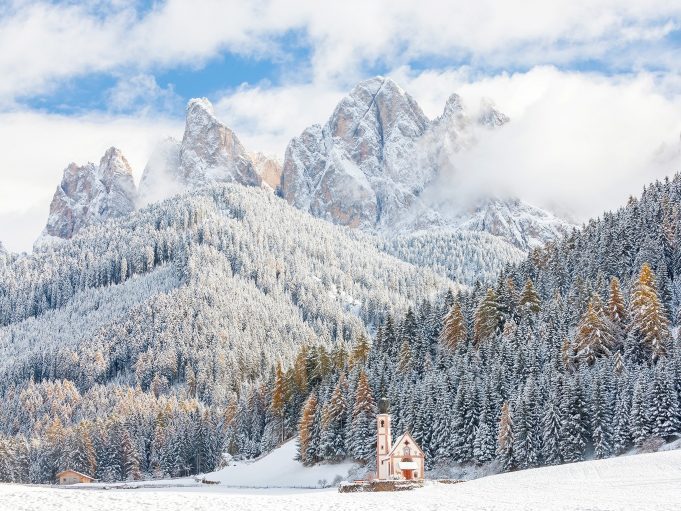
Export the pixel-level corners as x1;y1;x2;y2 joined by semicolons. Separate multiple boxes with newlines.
280;76;573;250
39;76;570;273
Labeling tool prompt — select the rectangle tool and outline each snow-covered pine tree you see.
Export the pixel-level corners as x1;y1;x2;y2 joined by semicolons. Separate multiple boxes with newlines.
349;371;376;463
574;293;616;365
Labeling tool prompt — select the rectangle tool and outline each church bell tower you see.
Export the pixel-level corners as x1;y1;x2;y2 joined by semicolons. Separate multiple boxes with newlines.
376;397;392;480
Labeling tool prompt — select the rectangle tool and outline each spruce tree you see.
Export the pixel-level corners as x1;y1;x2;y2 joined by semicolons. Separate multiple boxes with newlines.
574;293;616;365
349;371;377;463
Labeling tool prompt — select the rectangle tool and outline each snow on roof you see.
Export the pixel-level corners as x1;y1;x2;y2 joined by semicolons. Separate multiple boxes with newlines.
398;461;418;470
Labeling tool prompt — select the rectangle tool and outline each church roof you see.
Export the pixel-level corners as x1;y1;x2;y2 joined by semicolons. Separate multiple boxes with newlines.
387;431;424;457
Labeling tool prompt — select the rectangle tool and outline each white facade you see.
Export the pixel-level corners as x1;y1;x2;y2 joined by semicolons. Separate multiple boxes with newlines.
376;414;425;480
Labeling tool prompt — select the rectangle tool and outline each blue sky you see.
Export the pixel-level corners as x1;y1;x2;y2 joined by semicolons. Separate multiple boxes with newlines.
1;0;681;251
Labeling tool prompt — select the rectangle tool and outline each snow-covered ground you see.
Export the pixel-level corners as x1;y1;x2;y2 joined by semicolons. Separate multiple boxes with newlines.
206;439;358;488
2;449;681;510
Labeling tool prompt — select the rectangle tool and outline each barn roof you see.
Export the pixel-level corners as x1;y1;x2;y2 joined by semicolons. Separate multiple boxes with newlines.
56;469;95;480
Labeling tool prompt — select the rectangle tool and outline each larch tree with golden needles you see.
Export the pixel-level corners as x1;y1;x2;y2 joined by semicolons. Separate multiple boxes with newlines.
271;361;288;443
440;301;467;351
350;334;371;368
474;288;503;346
518;279;541;317
607;277;627;347
297;392;318;465
630;263;670;361
497;401;514;470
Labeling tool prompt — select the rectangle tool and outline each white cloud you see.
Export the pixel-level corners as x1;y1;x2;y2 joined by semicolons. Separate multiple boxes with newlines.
1;0;680;105
0;109;182;252
212;82;347;156
107;73;182;113
2;1;681;252
396;67;681;222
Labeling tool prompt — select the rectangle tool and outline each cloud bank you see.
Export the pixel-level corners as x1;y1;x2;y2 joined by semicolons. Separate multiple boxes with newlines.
1;1;681;251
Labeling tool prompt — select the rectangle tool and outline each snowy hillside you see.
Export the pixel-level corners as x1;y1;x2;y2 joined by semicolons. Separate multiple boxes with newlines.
1;449;680;510
384;228;526;284
207;439;357;488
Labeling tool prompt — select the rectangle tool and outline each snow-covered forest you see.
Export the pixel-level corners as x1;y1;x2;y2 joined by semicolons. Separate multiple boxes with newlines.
0;183;452;482
2;174;681;483
197;175;681;471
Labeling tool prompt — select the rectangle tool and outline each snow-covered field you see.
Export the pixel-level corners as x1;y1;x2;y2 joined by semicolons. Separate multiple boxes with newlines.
2;449;681;511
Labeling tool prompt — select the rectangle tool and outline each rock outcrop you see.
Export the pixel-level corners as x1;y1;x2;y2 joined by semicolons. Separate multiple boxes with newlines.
281;77;430;229
138;98;265;204
43;147;137;239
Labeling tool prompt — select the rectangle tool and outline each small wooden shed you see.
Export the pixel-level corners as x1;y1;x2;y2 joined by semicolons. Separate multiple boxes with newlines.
56;469;95;485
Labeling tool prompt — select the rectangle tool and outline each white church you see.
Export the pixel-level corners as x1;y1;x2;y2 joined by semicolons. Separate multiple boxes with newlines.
375;399;425;481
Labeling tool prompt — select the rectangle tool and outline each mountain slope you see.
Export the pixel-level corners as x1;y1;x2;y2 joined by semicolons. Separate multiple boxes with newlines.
223;173;681;478
1;181;453;400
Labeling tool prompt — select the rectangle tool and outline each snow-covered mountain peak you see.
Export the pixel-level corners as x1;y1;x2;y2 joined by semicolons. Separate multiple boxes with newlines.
178;97;260;186
438;93;465;121
281;75;433;230
477;99;510;128
99;147;134;183
282;76;572;250
329;76;429;144
137;98;263;205
42;147;137;240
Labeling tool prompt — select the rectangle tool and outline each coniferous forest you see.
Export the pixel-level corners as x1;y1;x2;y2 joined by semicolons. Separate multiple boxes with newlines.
2;175;681;482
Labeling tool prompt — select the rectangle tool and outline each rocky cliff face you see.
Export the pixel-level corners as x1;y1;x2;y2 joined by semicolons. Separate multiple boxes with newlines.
43;147;137;239
282;77;431;229
180;98;261;187
41;78;571;251
138;98;266;204
281;76;572;249
250;152;282;191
